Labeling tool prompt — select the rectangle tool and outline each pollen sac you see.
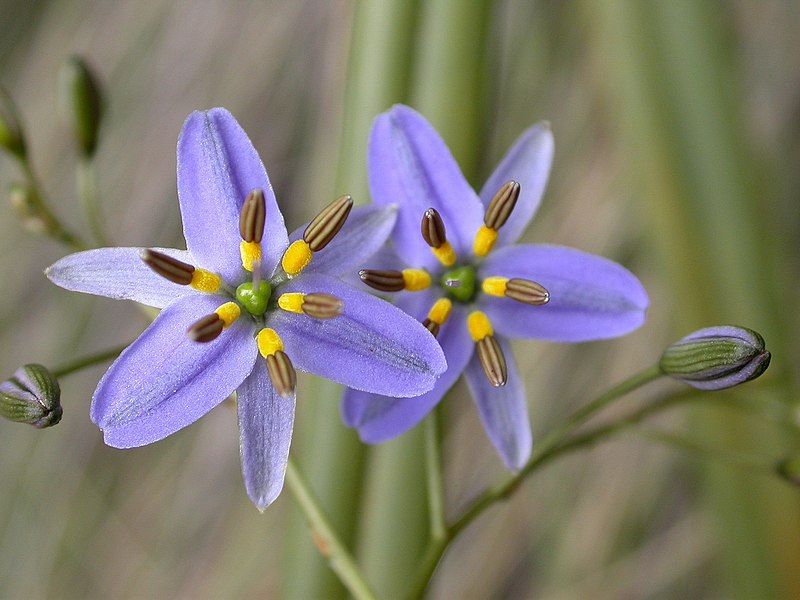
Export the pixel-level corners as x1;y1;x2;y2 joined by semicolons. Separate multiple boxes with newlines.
141;249;195;285
302;293;344;319
304;195;353;252
484;181;520;230
421;208;447;248
239;188;267;243
476;335;508;387
482;277;550;305
359;269;405;292
659;325;771;391
187;313;224;343
0;364;62;428
266;351;297;399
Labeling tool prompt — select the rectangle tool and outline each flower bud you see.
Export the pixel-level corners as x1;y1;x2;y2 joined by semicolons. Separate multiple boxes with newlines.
777;457;800;487
659;325;770;391
0;87;26;159
0;364;62;428
58;56;104;156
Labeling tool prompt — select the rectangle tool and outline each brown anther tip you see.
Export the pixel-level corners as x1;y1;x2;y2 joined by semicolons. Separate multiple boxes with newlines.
304;195;353;252
484;181;521;230
422;318;440;338
187;313;224;343
239;188;267;243
141;248;195;285
302;293;344;319
476;336;507;387
505;278;550;306
359;269;405;292
421;207;447;248
266;350;296;398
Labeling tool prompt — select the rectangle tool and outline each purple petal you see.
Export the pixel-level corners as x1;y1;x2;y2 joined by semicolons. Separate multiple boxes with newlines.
288;204;398;277
479;122;554;246
92;294;258;448
342;301;473;443
237;360;295;511
464;337;531;470
369;105;483;268
267;273;446;397
479;244;648;342
46;247;192;308
177;108;288;284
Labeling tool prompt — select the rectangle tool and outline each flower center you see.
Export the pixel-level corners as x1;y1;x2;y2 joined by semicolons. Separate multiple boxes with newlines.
236;281;273;317
441;265;476;303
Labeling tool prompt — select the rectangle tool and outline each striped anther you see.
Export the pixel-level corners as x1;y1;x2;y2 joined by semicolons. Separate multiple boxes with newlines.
476;336;507;387
266;351;297;399
505;278;549;305
239;189;266;243
187;314;223;343
141;249;195;285
359;269;405;292
421;208;447;248
302;293;343;319
303;195;353;252
474;181;520;257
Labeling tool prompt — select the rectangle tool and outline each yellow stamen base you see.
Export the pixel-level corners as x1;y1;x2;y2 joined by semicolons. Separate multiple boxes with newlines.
257;328;284;357
481;276;508;297
430;241;456;267
277;292;305;314
282;239;313;276
240;240;262;272
473;225;498;257
467;310;493;342
402;269;431;291
427;298;452;325
190;269;222;293
215;302;241;327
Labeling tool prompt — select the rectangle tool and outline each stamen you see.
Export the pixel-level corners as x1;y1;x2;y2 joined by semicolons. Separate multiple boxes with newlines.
189;269;222;293
422;298;452;337
239;189;267;243
303;195;353;252
281;240;313;276
359;269;405;292
187;302;241;343
141;249;194;285
401;269;431;291
421;208;456;266
467;310;506;387
473;181;520;257
256;328;296;398
481;277;549;305
277;292;344;319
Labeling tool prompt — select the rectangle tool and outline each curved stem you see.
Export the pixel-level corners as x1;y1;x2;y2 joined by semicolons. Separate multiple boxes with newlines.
424;407;446;542
285;461;378;600
52;343;129;378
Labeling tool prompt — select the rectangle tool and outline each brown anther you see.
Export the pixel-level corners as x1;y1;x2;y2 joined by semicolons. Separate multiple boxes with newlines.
421;208;447;248
302;293;343;319
505;278;550;305
484;181;520;230
359;269;405;292
422;318;440;338
239;188;267;243
187;314;223;343
304;195;353;252
476;336;507;387
141;249;195;285
266;350;297;398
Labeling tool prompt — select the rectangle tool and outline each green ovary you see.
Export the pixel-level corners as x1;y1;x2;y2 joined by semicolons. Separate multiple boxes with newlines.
236;281;272;316
440;265;476;303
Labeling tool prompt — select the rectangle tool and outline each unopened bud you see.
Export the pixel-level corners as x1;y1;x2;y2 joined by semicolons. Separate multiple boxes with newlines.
58;56;104;156
8;182;36;217
777;457;800;487
0;364;62;428
0;87;26;159
659;326;770;391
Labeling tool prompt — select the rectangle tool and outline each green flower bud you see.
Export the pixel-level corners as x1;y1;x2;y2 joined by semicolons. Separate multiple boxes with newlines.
0;364;62;428
776;457;800;487
58;56;104;157
0;87;26;159
659;325;770;391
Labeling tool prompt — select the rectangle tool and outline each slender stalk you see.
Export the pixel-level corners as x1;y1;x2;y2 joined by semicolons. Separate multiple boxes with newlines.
76;156;108;246
284;461;378;600
52;343;128;378
424;408;446;542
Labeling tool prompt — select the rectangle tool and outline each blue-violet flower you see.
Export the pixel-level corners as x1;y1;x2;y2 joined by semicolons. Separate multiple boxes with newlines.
343;105;648;470
47;108;446;509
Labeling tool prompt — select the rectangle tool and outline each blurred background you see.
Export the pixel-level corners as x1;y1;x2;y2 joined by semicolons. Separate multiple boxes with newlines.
1;1;799;598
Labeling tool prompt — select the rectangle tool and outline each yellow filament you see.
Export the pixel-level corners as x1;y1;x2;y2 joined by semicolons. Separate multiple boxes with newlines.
277;293;305;314
430;241;456;267
190;269;222;293
401;269;431;291
240;241;262;272
282;239;313;276
481;276;508;297
427;298;452;325
257;328;284;357
215;302;241;327
473;225;498;257
467;310;493;342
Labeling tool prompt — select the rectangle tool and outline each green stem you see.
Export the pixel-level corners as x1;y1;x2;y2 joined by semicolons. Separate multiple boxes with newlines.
52;343;128;378
424;408;446;542
284;461;378;600
77;157;108;246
